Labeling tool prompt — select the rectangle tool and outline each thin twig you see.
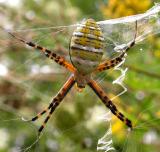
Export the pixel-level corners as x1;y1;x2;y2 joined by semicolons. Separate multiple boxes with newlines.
125;64;160;80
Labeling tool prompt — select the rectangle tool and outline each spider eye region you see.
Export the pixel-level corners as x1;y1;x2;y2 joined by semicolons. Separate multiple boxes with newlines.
70;18;104;75
75;83;85;92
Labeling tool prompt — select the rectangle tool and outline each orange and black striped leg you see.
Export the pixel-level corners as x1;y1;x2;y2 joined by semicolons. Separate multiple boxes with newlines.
8;32;76;72
32;75;75;135
31;102;53;122
95;21;138;72
95;52;126;72
88;79;132;129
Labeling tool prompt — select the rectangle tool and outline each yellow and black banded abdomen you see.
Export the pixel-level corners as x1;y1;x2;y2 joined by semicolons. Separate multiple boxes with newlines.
70;19;104;74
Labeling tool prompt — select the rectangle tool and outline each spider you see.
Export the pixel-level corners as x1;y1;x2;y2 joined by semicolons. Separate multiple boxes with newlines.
8;18;137;135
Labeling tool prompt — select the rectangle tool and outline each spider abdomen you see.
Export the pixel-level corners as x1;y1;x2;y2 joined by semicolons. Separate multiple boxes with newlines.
70;19;104;74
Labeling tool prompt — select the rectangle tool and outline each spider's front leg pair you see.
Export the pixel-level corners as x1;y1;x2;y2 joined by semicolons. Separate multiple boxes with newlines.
32;76;132;135
31;75;75;134
88;80;132;128
32;77;132;135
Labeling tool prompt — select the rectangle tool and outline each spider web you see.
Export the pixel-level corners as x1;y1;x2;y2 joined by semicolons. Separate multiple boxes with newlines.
0;3;160;152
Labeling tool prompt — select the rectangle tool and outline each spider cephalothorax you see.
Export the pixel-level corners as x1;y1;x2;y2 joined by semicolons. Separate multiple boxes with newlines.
74;71;90;89
8;18;137;135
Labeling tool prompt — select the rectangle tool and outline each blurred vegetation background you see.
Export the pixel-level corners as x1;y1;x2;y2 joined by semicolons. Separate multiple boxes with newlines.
0;0;160;152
